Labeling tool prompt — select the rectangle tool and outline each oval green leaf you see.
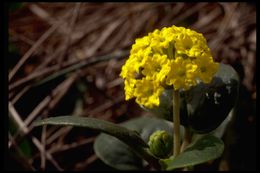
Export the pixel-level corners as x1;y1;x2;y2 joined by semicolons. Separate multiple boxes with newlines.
94;132;143;170
34;116;148;148
185;63;239;133
160;135;224;170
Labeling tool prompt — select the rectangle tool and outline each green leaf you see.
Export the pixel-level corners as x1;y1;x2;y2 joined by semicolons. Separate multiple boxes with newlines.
34;116;148;148
94;132;143;170
94;117;180;170
185;63;239;133
210;108;234;138
160;135;224;170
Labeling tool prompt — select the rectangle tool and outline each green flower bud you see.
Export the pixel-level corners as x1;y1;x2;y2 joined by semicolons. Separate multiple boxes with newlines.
148;130;173;158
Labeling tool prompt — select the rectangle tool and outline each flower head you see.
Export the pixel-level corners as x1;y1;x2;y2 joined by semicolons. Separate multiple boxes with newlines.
120;25;219;108
134;78;164;108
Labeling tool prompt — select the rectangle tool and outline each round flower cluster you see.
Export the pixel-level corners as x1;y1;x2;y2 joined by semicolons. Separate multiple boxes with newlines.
120;25;219;108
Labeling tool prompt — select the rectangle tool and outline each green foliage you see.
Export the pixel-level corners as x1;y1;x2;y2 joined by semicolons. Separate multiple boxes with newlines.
35;116;175;170
160;135;224;170
34;114;227;171
94;117;177;170
94;132;143;170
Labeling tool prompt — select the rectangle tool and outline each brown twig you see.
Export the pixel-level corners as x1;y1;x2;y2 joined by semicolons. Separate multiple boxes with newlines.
87;95;124;117
173;3;209;25
85;18;124;57
49;137;95;154
46;126;72;145
8;20;63;82
208;3;238;50
10;74;78;148
9;29;35;46
192;7;222;30
56;3;81;69
74;155;98;170
10;86;30;104
40;125;47;170
8;102;63;170
9;50;128;92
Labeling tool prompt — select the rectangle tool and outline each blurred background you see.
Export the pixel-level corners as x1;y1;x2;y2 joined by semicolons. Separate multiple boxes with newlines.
7;2;256;171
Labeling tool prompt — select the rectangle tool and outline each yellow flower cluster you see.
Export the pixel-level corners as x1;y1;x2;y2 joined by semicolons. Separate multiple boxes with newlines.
120;25;219;108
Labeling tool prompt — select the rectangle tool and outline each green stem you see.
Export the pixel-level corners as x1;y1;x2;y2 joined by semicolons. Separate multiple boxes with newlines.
181;126;192;152
173;90;180;158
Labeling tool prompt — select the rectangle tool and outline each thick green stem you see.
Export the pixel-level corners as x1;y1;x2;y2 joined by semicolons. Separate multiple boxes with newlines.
173;90;180;158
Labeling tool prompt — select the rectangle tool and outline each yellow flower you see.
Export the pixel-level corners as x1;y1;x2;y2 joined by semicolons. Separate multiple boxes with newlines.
131;36;151;54
124;78;137;100
195;56;219;83
120;25;219;108
135;78;164;108
166;57;198;90
142;54;171;83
